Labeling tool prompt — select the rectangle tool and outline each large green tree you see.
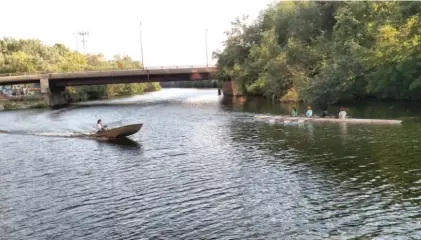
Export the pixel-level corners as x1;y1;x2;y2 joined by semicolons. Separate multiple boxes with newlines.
214;1;421;103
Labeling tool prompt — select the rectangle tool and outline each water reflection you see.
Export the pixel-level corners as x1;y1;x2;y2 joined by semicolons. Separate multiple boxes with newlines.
95;137;143;151
232;119;421;201
220;96;421;120
2;89;421;239
338;122;348;144
223;95;421;234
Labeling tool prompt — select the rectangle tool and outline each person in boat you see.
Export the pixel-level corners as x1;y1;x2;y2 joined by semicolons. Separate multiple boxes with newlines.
291;107;297;117
97;119;108;132
321;106;328;118
338;107;347;119
306;106;313;118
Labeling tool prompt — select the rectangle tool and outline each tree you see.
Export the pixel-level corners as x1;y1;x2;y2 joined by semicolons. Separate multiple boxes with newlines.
214;1;421;103
0;37;161;101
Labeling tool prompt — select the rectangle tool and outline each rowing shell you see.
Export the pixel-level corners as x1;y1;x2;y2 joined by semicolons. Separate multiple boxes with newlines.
254;115;402;125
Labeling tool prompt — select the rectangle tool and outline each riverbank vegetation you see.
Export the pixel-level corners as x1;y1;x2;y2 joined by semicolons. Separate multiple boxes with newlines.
214;1;421;104
0;97;48;110
0;38;161;102
66;82;161;102
160;80;220;89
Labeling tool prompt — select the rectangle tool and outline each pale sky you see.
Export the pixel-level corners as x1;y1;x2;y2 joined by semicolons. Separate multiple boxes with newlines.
0;0;275;67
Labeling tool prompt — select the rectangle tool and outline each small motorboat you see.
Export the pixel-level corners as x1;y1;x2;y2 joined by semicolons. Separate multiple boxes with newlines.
89;124;143;139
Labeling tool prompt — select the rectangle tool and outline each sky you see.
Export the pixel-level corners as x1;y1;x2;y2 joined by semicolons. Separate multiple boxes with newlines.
0;0;276;67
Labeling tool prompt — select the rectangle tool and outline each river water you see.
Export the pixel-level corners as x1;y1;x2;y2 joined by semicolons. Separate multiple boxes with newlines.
1;89;421;239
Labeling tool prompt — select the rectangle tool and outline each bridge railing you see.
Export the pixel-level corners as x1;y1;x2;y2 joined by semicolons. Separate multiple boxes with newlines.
0;65;217;77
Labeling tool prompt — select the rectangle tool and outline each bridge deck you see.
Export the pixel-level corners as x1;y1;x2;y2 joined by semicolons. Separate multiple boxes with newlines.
0;66;217;85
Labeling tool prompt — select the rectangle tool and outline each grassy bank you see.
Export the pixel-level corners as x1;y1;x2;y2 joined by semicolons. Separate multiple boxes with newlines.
0;97;48;111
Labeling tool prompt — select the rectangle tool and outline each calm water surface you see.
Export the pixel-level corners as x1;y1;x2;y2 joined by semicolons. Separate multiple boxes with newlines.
1;89;421;239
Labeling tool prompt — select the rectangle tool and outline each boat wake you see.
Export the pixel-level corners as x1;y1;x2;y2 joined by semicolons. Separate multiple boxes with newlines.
0;123;142;141
33;132;111;141
34;132;86;137
0;129;94;139
0;128;142;149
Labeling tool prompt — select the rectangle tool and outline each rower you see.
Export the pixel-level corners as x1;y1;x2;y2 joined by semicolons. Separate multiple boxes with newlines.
291;107;297;117
338;107;347;119
306;106;313;118
321;107;328;118
97;119;108;132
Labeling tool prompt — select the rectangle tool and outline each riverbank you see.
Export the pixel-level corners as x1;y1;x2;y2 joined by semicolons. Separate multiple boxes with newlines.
67;83;161;102
0;97;49;111
0;82;162;111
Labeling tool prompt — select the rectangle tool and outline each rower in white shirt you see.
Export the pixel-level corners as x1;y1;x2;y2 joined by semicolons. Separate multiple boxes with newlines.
97;119;108;132
338;107;347;119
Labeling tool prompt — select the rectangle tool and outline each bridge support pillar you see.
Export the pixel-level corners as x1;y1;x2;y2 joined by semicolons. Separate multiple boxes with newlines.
40;78;49;94
222;80;240;96
48;86;68;107
39;78;68;107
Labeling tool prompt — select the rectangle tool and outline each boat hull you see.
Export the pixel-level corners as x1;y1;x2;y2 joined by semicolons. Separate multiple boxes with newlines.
89;124;143;139
255;115;402;125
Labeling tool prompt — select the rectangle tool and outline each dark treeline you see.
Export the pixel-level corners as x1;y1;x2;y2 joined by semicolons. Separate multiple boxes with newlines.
214;1;421;103
0;38;160;101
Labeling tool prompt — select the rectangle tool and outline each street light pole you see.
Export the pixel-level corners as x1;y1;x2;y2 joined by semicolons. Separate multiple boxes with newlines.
139;21;145;69
205;29;209;67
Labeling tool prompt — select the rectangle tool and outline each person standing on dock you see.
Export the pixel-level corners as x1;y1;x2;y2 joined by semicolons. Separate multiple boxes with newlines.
338;107;347;119
306;106;313;118
291;107;297;117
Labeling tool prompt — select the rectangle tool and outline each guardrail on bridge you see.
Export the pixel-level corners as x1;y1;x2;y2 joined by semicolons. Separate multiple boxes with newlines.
0;65;217;77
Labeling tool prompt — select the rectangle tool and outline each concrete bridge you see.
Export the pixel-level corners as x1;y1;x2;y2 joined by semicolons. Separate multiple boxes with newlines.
0;65;217;106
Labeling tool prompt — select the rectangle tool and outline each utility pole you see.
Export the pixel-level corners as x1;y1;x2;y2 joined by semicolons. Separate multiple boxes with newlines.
78;31;89;54
205;29;209;66
139;21;144;69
